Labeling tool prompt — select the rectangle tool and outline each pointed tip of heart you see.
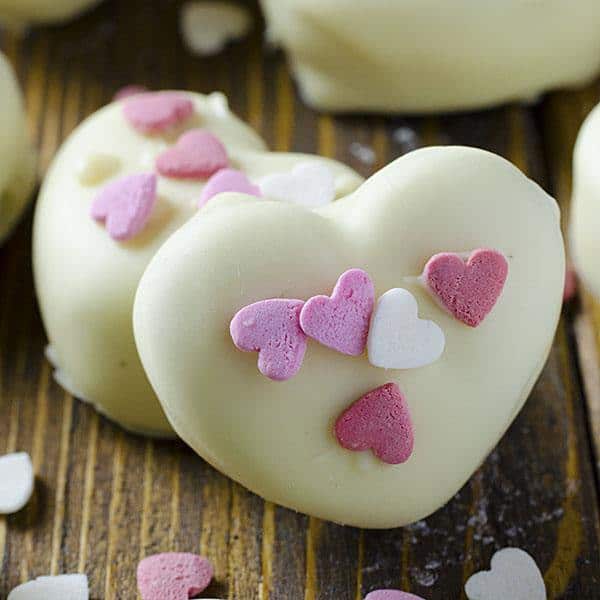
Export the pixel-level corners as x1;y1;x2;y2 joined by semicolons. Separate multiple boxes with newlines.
137;553;213;600
335;383;414;465
199;168;262;208
91;173;157;241
423;248;508;327
123;91;194;134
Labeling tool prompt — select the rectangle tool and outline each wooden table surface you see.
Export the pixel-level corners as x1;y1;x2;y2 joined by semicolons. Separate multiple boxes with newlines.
1;1;600;598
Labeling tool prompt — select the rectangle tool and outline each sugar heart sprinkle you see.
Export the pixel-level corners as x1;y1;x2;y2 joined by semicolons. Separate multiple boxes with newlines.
367;288;445;369
137;553;213;600
364;591;425;600
156;129;229;180
260;162;336;209
8;574;88;600
198;168;261;208
123;91;194;134
230;299;307;381
90;173;157;241
0;452;34;514
300;269;375;356
422;248;508;327
335;383;414;465
465;547;546;600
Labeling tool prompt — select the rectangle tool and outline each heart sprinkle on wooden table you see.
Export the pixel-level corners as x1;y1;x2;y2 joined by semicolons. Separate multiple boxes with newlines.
0;452;34;515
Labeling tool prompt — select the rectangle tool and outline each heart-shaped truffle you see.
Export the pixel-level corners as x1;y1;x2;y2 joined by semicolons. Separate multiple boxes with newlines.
133;147;564;528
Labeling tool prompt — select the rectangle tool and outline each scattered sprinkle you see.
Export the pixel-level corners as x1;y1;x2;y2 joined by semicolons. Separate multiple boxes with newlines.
8;574;88;600
0;452;34;514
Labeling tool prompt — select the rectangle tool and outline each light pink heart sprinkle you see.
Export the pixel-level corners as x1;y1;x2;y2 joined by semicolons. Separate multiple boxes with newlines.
137;552;213;600
365;591;425;600
230;299;307;381
335;383;414;465
422;248;508;327
198;168;261;208
156;129;229;180
113;84;148;101
90;173;157;241
123;91;194;134
300;269;375;356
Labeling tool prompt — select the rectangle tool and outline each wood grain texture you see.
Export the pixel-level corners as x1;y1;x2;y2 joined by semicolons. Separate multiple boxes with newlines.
1;1;600;598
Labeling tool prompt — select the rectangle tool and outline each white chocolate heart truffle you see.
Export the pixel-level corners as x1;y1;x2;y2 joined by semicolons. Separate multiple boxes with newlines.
260;0;600;113
571;102;600;300
0;0;101;26
133;147;564;527
0;52;36;244
33;90;362;437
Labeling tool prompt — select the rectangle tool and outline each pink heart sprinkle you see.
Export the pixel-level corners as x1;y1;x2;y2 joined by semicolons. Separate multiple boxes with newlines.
365;591;425;600
123;92;194;134
335;383;414;465
114;84;148;101
422;248;508;327
137;553;213;600
300;269;375;356
199;168;262;208
230;299;307;381
90;173;157;241
156;129;229;180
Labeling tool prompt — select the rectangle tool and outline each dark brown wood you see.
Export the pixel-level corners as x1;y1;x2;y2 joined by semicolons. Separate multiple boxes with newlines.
1;1;600;598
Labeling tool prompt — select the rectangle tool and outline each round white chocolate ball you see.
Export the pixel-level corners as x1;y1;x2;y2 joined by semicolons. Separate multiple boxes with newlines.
260;0;600;113
0;52;36;244
572;102;600;299
33;91;362;436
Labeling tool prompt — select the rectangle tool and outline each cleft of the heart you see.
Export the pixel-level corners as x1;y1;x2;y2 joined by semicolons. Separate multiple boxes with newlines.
133;147;564;528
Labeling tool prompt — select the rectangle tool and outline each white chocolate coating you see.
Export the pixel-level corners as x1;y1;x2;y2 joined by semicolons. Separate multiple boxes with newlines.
0;53;36;244
572;102;600;300
134;147;564;527
260;0;600;114
33;91;363;437
0;0;101;26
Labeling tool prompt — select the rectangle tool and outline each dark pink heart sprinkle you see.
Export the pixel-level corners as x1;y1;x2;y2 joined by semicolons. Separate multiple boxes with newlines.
137;552;213;600
300;269;375;356
198;168;262;208
230;298;307;381
335;383;414;465
156;129;229;180
90;173;157;241
365;591;425;600
423;248;508;327
113;84;148;101
123;92;194;133
563;266;577;303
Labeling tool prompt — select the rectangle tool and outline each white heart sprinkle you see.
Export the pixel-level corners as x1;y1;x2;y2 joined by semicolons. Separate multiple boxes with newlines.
8;574;89;600
465;548;546;600
76;153;120;186
0;452;34;514
180;1;252;56
260;163;336;209
367;288;445;370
